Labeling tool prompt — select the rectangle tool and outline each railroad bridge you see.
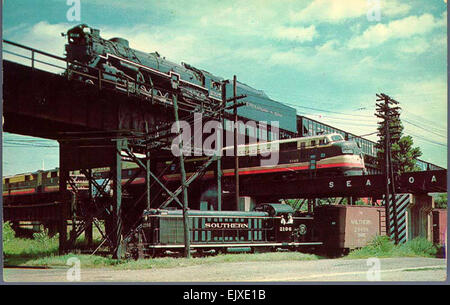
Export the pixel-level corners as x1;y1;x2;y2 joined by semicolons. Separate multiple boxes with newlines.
2;41;447;257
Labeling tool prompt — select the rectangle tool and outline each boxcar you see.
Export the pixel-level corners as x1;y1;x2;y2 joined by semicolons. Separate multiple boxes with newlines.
314;205;386;255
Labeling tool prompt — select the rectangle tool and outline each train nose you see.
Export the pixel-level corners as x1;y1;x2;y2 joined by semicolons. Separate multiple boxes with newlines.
340;143;356;154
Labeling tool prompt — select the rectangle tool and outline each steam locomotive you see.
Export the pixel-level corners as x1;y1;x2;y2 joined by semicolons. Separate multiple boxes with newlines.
65;23;223;107
64;23;298;132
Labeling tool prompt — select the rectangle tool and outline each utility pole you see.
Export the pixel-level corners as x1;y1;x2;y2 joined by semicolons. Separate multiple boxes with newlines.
233;75;240;211
376;93;401;244
216;80;229;211
171;76;191;258
145;123;151;211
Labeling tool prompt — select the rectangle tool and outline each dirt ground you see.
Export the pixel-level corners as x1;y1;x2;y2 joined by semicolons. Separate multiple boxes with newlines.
3;257;447;282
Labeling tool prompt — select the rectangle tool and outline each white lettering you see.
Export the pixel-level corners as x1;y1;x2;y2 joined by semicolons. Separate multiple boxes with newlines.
66;257;81;281
367;0;381;22
66;0;81;22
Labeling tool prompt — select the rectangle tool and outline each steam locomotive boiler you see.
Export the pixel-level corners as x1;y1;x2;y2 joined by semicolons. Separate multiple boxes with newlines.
64;23;223;109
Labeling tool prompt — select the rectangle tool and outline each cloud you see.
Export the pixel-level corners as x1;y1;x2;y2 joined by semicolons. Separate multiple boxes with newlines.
5;21;69;56
273;25;318;42
396;37;430;54
290;0;410;24
347;13;444;49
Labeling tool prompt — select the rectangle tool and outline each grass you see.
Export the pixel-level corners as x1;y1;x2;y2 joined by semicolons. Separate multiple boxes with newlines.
346;235;440;259
3;221;319;269
3;222;60;266
17;251;320;270
4;221;440;269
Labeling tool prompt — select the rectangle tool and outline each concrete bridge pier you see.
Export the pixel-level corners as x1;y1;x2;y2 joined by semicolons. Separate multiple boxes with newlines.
407;194;434;242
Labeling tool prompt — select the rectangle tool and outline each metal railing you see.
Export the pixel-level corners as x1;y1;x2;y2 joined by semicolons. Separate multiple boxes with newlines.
3;39;157;99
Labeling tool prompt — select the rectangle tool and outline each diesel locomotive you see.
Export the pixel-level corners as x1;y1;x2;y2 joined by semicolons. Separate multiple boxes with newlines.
163;132;366;184
124;203;321;259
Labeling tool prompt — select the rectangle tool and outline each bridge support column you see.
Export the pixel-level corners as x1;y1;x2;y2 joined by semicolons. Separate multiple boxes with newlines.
58;142;69;254
112;139;125;259
85;168;93;248
407;194;434;242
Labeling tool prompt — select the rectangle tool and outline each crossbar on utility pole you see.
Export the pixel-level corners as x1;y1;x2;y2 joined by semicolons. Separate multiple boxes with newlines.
378;93;399;244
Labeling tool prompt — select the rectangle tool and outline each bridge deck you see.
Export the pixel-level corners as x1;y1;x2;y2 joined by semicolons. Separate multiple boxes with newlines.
240;170;447;200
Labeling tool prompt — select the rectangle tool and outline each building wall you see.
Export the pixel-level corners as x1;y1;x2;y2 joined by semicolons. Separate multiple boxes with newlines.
296;115;443;174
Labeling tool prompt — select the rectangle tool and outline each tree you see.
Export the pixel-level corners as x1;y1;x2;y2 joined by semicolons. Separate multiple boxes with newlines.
434;193;447;209
391;135;422;173
375;95;422;175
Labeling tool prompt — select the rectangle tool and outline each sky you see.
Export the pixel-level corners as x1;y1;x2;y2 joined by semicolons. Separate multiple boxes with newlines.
1;0;448;175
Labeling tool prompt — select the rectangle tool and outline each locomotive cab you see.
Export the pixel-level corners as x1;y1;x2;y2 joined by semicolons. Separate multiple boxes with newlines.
254;203;295;243
65;24;99;63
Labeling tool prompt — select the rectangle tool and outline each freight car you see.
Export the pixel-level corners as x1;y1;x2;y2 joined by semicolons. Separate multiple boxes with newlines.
314;205;387;256
124;203;321;259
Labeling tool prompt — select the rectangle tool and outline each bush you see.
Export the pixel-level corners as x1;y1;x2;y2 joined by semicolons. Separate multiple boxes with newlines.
399;237;437;257
347;235;438;259
3;221;16;243
369;235;395;253
3;224;59;261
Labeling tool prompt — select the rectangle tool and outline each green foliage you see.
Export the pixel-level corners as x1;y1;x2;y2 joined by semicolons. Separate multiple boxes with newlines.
3;221;16;243
392;135;422;173
5;250;319;269
347;235;438;259
399;237;437;257
3;223;59;265
375;98;422;175
434;193;447;209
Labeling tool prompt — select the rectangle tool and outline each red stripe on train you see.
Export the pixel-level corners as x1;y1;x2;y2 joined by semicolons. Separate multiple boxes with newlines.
163;162;364;181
